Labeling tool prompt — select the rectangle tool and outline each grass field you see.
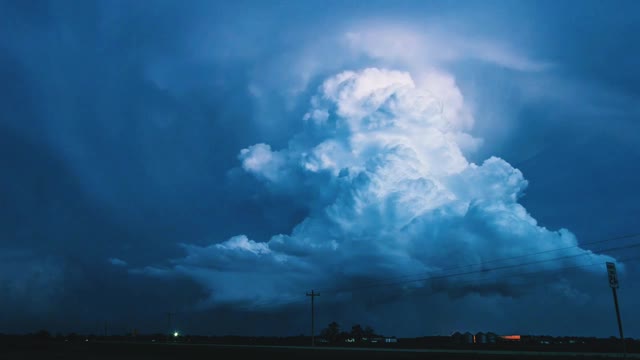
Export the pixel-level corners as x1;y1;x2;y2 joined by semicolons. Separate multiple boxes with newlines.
1;340;635;360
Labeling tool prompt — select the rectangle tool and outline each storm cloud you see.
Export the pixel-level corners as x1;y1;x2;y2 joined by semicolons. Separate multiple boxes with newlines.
2;0;639;338
139;67;618;313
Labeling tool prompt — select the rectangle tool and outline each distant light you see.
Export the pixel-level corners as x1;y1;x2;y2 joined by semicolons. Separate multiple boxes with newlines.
501;335;521;341
173;332;179;337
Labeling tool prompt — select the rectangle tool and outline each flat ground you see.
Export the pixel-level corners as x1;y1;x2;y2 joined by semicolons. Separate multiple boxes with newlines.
1;341;636;360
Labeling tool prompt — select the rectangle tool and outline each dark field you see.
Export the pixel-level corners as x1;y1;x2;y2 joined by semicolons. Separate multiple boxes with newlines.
1;341;635;360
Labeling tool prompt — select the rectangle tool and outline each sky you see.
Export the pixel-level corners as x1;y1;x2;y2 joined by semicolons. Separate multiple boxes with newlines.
1;0;639;339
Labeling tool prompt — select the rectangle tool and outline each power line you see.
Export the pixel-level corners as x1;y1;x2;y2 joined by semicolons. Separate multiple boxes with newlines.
367;255;640;307
328;233;640;290
244;252;640;313
431;254;640;292
237;234;640;311
317;241;640;295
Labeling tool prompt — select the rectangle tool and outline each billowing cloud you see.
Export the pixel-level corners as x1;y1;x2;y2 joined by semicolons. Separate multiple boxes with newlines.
138;67;617;310
2;0;638;338
239;20;551;117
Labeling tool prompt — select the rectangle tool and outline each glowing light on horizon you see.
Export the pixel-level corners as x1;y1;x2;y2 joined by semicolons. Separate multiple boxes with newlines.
501;335;521;340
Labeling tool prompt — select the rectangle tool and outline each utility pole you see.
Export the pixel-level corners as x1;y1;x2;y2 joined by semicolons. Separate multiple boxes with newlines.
606;262;626;358
306;290;320;346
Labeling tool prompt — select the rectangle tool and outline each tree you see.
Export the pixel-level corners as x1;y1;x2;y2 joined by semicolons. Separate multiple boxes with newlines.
350;324;364;342
363;325;376;338
320;321;340;343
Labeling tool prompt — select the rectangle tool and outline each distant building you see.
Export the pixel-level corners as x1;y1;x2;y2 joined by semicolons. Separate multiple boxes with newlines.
462;332;474;344
385;337;397;343
475;332;487;344
486;332;498;344
451;332;463;344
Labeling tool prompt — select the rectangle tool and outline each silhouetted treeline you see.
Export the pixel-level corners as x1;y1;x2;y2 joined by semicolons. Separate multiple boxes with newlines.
1;330;639;354
319;321;381;344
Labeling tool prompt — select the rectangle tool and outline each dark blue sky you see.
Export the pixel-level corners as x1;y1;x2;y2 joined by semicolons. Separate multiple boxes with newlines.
1;0;639;338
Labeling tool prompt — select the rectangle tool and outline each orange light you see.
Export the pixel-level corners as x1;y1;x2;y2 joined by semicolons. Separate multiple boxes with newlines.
501;335;521;340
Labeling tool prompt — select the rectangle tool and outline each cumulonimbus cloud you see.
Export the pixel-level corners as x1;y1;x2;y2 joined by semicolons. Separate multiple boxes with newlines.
136;66;617;309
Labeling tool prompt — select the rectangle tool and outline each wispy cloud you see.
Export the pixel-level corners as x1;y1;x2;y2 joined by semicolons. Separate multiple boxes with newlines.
108;258;128;267
341;22;552;72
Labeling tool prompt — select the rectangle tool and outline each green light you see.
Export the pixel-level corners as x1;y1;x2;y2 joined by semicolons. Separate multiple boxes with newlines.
173;332;179;337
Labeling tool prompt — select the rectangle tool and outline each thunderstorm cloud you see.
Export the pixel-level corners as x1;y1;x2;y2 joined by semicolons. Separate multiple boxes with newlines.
5;0;638;337
139;67;616;309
